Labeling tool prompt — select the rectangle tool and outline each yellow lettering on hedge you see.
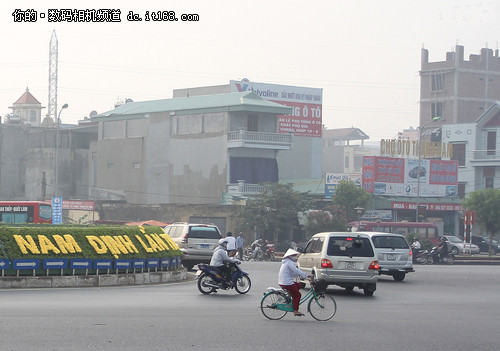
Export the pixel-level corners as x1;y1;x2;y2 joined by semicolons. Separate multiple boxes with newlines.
151;233;169;250
86;236;108;254
38;235;61;254
13;235;40;254
135;235;154;253
100;236;124;256
144;234;162;252
116;235;139;253
53;235;82;254
159;234;179;250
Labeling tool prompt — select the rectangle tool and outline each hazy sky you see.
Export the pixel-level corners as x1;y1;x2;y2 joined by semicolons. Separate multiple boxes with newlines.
1;0;499;140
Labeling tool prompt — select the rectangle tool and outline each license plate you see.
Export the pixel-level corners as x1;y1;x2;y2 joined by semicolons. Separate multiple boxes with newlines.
387;253;396;261
344;261;356;269
200;244;209;249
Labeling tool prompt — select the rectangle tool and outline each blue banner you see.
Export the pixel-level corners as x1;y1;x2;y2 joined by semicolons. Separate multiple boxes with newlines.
51;197;63;224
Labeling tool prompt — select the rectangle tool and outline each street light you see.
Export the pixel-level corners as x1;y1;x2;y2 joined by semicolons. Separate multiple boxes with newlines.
54;103;68;197
416;115;441;222
354;206;364;231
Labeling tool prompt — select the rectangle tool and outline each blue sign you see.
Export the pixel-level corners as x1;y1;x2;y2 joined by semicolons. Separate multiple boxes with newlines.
13;259;40;270
146;258;159;268
93;259;112;269
132;259;145;269
70;259;92;269
114;259;132;269
0;259;10;270
43;259;68;269
51;197;63;224
160;257;170;268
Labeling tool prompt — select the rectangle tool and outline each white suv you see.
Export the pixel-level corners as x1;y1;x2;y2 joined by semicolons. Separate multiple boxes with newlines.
297;232;380;296
164;223;222;269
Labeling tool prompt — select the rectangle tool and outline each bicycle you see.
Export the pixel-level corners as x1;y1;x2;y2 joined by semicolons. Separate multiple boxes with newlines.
260;278;337;321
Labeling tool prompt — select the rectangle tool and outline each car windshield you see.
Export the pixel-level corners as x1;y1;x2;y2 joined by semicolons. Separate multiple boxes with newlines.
371;235;409;249
326;236;374;257
447;236;462;243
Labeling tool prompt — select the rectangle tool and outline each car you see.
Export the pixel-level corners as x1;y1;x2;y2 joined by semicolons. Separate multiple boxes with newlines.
408;166;426;178
442;235;480;255
470;236;500;255
364;232;414;281
164;222;222;269
297;232;379;296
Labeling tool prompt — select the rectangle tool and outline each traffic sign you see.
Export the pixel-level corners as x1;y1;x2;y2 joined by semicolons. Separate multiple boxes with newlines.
43;259;68;269
93;259;112;270
13;259;40;270
0;259;10;269
132;259;145;269
146;258;159;268
70;259;92;269
114;259;132;269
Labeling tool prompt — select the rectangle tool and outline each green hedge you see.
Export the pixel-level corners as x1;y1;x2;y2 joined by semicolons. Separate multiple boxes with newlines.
0;225;181;260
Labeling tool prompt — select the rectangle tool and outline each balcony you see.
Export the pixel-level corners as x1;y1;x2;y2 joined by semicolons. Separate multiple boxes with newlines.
470;150;500;167
227;181;265;196
227;130;293;150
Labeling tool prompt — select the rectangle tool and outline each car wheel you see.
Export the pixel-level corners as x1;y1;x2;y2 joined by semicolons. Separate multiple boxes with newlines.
452;247;459;255
393;272;406;282
363;288;374;296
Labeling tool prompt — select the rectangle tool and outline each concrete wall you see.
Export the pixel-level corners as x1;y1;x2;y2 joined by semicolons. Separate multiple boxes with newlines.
0;124;28;199
278;135;322;179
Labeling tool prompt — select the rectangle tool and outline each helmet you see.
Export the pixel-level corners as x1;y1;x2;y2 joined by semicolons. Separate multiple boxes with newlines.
218;238;228;249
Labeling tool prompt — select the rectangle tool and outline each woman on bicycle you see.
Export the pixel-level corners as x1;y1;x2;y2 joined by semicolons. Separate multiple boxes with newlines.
278;248;310;316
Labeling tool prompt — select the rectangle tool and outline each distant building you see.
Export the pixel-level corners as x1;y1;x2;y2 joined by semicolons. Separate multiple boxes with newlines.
8;87;46;126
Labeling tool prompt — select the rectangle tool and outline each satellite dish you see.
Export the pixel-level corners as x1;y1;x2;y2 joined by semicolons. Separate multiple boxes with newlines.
89;110;97;117
241;78;249;82
125;98;134;103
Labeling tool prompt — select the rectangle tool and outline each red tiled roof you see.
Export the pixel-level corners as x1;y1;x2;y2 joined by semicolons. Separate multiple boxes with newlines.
13;87;41;105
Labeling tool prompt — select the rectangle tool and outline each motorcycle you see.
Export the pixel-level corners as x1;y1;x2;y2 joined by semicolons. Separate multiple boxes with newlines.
429;246;455;265
413;249;430;264
243;246;264;261
263;242;275;261
196;261;252;294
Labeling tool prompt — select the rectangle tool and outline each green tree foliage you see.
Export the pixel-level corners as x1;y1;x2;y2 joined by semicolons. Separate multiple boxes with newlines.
331;180;371;222
237;183;313;243
303;204;348;239
463;188;500;255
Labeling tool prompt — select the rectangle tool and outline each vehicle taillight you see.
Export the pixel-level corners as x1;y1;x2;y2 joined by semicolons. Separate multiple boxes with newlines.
409;249;413;256
321;259;333;268
181;234;188;243
369;260;380;270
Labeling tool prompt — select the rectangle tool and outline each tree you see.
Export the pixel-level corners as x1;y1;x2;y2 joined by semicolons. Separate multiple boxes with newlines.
462;188;500;256
236;183;313;244
331;180;371;222
302;204;348;239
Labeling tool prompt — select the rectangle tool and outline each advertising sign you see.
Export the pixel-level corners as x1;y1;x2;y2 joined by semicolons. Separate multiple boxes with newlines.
51;197;63;224
231;79;323;137
363;156;458;198
325;173;361;199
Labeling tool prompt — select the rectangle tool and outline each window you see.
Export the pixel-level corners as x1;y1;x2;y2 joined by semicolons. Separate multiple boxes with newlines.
326;237;374;257
451;143;466;166
487;131;496;156
431;102;442;119
248;115;258;132
431;74;444;91
133;162;141;169
458;182;466;199
484;167;495;189
344;156;349;169
30;110;37;122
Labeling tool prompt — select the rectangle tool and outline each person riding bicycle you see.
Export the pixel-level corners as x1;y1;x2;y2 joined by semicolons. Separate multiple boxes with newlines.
278;248;310;316
210;238;241;283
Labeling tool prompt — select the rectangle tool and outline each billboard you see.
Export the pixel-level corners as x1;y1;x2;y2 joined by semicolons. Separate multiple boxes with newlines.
362;156;458;197
325;173;361;199
230;79;323;137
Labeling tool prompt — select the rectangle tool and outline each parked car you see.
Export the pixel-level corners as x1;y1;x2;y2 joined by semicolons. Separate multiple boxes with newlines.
442;235;480;255
297;232;379;296
470;236;500;255
164;222;222;269
364;232;414;281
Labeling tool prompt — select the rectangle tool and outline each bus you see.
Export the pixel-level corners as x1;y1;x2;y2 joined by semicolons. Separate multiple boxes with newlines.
0;201;52;224
348;221;439;241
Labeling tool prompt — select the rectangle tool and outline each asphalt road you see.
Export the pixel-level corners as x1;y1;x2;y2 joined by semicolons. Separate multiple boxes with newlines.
1;261;499;351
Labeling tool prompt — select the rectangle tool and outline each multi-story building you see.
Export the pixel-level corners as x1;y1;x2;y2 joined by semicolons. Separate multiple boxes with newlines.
420;45;500;127
90;91;292;204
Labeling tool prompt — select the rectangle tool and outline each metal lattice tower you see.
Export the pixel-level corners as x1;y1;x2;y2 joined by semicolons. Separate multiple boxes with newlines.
48;30;58;124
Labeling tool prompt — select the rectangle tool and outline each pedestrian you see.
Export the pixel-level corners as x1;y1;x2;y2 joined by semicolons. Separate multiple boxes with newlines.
236;232;244;259
225;231;236;256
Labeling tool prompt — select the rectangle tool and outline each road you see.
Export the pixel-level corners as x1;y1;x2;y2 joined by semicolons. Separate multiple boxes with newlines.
0;262;499;351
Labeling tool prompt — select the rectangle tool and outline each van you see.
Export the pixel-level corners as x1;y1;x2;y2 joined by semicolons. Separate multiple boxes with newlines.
364;232;414;281
297;232;379;296
164;223;222;269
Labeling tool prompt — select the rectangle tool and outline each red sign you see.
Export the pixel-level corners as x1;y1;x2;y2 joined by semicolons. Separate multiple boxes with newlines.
362;156;374;193
374;157;405;183
391;202;463;211
275;101;322;137
429;160;458;185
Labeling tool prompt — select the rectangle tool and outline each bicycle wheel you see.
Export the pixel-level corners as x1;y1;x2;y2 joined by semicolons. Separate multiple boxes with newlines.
260;291;288;320
308;293;337;321
235;275;251;294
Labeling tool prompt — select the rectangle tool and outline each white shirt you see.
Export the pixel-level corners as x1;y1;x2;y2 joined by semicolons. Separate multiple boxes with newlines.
210;246;239;267
278;257;308;286
225;236;236;250
411;241;421;249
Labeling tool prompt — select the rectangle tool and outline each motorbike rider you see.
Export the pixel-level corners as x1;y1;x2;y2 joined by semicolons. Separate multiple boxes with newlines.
278;248;310;317
210;238;241;284
411;237;421;263
251;238;265;259
437;237;449;261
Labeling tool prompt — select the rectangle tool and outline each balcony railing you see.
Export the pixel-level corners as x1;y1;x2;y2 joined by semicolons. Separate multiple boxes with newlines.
227;130;293;150
470;150;500;166
227;181;265;196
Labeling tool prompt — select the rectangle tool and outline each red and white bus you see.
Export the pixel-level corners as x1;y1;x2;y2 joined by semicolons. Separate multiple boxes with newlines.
0;201;52;224
348;221;439;240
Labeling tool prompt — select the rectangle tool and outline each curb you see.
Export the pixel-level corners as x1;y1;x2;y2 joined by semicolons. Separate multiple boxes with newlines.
0;269;187;289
